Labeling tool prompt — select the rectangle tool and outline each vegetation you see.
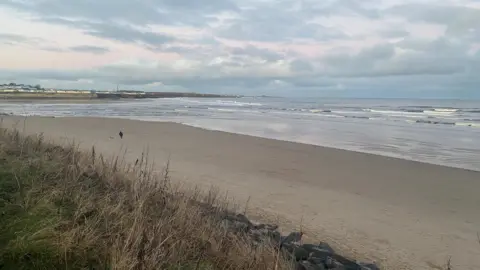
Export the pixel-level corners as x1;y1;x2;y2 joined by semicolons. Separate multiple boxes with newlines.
0;126;288;269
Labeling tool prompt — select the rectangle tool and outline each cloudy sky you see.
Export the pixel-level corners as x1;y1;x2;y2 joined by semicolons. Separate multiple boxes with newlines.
0;0;479;98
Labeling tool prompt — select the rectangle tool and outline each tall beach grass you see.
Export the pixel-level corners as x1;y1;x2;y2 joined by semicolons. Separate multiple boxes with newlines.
0;124;290;270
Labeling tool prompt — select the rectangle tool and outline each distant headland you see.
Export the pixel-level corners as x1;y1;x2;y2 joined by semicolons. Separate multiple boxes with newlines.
0;83;240;99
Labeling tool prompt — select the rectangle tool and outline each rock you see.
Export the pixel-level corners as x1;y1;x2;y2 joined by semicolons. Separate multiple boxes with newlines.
193;203;380;270
254;223;278;231
359;263;380;270
280;231;303;246
317;241;335;253
232;213;253;226
250;227;281;243
222;212;253;228
221;219;249;233
322;254;361;270
301;244;331;256
325;256;346;269
296;261;327;270
281;244;309;261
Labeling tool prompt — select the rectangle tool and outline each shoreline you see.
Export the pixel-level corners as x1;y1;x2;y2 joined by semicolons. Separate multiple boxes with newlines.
3;114;479;172
2;115;480;269
172;120;480;172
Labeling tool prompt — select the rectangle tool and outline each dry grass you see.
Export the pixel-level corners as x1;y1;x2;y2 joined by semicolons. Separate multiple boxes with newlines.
0;126;291;270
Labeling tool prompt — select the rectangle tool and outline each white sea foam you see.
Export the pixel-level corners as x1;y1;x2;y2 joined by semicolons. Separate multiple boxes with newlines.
433;108;458;112
455;122;480;128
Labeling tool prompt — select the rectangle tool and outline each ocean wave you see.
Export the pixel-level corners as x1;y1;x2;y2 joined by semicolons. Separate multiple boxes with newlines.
363;109;425;118
364;109;419;114
309;109;332;113
432;108;458;112
313;114;344;118
400;109;425;113
364;108;463;116
463;118;480;122
214;100;263;107
424;110;458;116
344;115;370;120
208;108;239;112
174;98;263;107
455;122;480;128
416;119;455;125
403;105;434;109
462;109;480;113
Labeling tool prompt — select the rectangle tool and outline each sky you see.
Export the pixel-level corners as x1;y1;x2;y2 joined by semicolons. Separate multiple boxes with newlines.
0;0;479;98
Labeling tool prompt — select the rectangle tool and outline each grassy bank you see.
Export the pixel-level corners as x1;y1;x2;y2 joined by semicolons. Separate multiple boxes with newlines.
0;127;288;269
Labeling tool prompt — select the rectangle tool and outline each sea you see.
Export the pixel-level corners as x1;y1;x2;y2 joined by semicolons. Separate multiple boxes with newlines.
1;97;479;171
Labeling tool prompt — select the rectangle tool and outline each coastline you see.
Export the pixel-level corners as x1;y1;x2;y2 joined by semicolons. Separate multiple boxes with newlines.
0;98;121;104
0;92;239;100
174;120;480;172
4;113;479;172
2;115;480;269
2;97;478;172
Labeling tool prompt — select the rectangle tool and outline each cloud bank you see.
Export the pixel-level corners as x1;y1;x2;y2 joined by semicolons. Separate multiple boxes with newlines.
0;0;479;98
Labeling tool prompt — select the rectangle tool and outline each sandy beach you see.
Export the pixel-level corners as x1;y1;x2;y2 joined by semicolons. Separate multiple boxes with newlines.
2;115;480;269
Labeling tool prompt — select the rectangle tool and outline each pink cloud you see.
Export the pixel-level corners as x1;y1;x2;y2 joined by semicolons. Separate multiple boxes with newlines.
0;43;180;70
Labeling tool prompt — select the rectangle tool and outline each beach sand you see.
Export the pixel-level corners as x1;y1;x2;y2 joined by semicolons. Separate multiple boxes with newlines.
2;116;480;269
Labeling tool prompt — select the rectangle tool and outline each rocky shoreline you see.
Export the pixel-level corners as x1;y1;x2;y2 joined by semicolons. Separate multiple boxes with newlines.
217;209;380;270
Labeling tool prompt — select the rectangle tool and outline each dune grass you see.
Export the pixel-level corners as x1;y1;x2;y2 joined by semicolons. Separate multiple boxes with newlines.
0;126;290;270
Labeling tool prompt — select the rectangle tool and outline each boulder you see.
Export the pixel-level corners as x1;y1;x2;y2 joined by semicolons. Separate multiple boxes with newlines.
296;260;327;270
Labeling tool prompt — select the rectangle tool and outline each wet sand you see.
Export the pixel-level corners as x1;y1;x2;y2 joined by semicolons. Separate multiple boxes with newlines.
2;116;480;269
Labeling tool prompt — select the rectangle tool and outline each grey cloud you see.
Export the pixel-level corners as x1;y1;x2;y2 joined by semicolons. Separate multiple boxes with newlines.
33;18;176;49
84;23;175;48
159;0;237;12
378;28;409;38
0;69;97;82
307;0;381;19
38;45;110;54
161;45;208;54
321;43;395;72
2;36;475;86
0;68;275;89
396;37;469;55
218;19;347;42
1;0;479;98
285;76;337;88
69;45;110;54
389;4;480;39
316;37;478;78
3;0;165;25
158;45;221;61
358;44;395;60
161;76;276;89
229;45;284;62
0;33;44;46
216;1;348;42
2;0;369;45
389;4;480;25
2;0;237;26
289;60;314;73
161;44;285;64
40;46;65;52
227;0;384;42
